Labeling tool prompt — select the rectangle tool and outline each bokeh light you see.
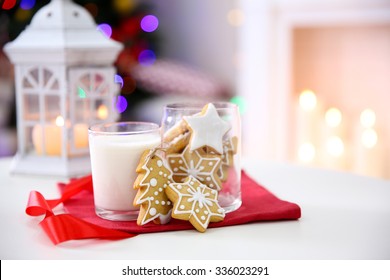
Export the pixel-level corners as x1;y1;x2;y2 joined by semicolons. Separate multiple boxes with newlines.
298;142;316;163
325;107;342;128
20;0;35;10
326;136;344;157
2;0;16;10
227;9;244;27
362;128;378;149
97;104;108;120
122;76;137;94
138;49;156;66
97;23;112;38
15;8;31;21
113;0;136;14
84;3;98;18
140;15;159;32
230;96;247;114
360;109;376;128
299;90;317;111
114;74;124;88
78;87;86;98
114;95;128;114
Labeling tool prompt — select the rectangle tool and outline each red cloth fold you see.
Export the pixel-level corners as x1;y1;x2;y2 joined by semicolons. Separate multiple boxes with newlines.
26;171;301;244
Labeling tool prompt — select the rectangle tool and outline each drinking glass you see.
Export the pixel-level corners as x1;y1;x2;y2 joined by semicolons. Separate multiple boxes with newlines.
88;122;161;221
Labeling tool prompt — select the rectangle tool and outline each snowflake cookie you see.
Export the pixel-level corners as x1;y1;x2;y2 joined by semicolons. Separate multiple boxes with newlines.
167;145;222;190
166;176;225;232
183;103;231;154
133;149;173;225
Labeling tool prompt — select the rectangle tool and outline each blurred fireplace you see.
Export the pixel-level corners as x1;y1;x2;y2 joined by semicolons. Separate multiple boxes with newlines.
239;0;390;179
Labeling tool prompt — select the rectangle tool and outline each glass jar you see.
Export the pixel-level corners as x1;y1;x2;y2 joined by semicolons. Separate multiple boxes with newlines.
161;102;241;213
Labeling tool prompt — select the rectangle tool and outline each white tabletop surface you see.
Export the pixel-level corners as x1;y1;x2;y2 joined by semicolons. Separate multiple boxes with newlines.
0;157;389;260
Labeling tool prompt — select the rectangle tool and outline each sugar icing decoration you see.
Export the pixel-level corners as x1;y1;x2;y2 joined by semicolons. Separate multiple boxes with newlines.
133;149;173;225
167;145;222;190
183;103;231;154
166;176;225;232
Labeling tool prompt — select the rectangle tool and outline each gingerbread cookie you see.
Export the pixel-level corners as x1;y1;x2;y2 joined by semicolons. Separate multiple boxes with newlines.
166;131;191;154
163;119;189;143
206;136;238;182
167;145;222;190
166;176;225;232
133;149;173;225
183;103;231;154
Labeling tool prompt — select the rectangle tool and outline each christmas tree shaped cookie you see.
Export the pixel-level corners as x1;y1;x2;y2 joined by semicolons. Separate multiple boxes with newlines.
133;149;173;225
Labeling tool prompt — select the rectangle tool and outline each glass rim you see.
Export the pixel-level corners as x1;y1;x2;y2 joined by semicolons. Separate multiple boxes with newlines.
89;121;160;136
163;101;238;111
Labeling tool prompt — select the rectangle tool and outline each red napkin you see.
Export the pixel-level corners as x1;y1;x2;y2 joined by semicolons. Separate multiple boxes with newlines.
63;171;300;231
26;171;301;244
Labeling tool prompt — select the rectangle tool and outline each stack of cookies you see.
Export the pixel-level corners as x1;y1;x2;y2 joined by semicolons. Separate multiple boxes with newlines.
133;103;238;232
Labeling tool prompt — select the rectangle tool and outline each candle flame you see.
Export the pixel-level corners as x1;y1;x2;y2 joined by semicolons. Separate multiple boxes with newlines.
97;104;108;120
55;116;65;127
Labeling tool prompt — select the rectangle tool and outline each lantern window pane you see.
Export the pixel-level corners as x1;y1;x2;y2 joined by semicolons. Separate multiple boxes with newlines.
23;77;34;89
43;69;53;87
45;95;61;121
25;125;35;154
74;99;91;122
77;73;109;98
50;80;59;90
97;83;109;96
30;68;39;84
23;94;40;121
70;124;89;156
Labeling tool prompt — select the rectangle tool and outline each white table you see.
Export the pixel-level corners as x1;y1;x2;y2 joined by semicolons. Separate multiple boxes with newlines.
1;157;389;260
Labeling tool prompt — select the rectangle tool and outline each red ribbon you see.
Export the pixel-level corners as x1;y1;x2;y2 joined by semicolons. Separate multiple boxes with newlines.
25;175;137;245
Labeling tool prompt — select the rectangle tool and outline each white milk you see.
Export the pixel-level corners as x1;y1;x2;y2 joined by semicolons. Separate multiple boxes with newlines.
89;133;160;211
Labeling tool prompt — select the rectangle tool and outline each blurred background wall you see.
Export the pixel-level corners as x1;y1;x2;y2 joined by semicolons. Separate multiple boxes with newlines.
1;0;389;179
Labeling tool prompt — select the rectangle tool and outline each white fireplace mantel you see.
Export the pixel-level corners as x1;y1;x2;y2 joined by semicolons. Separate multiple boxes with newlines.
238;0;390;161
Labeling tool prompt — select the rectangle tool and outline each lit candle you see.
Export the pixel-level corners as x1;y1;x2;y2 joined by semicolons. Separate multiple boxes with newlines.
353;109;385;177
32;116;88;156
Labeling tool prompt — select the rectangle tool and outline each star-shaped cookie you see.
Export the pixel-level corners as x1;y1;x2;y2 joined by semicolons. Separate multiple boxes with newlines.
133;149;173;225
167;145;222;190
166;176;225;232
183;103;231;154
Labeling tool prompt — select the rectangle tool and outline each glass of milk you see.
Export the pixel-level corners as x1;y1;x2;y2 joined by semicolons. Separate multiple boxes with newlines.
88;122;161;221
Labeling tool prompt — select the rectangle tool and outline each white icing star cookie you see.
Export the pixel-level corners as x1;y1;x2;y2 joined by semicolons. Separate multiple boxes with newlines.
183;103;231;154
133;149;173;225
166;176;225;232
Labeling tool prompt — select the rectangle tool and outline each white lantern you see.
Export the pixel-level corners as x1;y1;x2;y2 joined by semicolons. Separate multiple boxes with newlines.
4;0;123;177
